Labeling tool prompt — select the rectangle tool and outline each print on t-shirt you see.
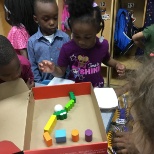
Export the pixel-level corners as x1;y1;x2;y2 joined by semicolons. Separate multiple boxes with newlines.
70;54;103;87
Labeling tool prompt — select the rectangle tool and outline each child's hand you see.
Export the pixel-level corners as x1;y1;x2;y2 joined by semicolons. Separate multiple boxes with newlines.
112;132;139;154
39;60;55;73
116;63;126;77
26;78;35;89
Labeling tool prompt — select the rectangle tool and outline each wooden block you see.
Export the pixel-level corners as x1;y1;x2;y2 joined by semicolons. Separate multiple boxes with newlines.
71;129;79;142
69;92;76;103
44;115;57;133
85;129;93;142
43;132;52;147
55;129;66;143
54;110;67;120
69;99;75;108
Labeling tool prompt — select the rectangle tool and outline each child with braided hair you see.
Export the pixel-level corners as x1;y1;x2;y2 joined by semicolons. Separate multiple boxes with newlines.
4;0;38;58
39;0;125;87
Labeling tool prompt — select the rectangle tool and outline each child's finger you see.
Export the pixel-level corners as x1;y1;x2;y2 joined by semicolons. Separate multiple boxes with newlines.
38;63;43;67
40;67;45;71
118;71;125;74
118;66;125;71
42;60;52;65
26;78;31;84
118;73;125;77
38;64;44;71
117;64;125;70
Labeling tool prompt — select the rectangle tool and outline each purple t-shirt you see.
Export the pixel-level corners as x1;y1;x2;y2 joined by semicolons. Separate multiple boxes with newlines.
58;37;110;87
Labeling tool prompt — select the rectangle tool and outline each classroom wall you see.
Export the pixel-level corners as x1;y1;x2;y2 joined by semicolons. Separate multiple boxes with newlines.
0;0;11;37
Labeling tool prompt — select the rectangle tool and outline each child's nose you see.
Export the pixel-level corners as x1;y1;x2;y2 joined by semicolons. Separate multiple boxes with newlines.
49;20;54;26
78;40;85;45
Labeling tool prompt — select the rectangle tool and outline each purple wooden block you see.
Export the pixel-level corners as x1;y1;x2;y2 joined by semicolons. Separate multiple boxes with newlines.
85;129;93;142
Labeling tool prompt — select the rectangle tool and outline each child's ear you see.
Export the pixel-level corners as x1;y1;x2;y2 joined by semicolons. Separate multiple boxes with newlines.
7;12;11;21
33;15;38;24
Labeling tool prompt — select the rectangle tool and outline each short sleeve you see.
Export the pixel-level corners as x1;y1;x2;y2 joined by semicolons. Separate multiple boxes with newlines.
102;40;110;63
8;26;30;50
143;25;153;40
58;44;69;67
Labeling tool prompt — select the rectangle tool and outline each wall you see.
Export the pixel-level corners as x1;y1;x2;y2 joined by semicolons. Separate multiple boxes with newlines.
0;0;11;37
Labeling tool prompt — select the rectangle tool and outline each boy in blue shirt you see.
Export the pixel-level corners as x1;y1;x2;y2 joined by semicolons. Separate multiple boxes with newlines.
27;0;70;83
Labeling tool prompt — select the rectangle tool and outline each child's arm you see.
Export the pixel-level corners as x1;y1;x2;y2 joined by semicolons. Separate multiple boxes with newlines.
26;65;35;89
39;60;66;77
114;83;130;97
104;57;126;77
20;49;28;59
132;32;145;50
26;78;35;89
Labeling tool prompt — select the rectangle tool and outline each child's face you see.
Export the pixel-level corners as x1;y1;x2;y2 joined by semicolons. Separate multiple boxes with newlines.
0;56;21;81
72;22;97;49
34;2;58;36
72;21;97;49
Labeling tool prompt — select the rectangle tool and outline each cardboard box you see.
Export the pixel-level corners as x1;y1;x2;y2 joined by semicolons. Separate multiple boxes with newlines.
0;79;107;154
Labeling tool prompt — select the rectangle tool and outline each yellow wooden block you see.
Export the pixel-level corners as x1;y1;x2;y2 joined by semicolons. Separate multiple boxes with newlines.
44;115;57;133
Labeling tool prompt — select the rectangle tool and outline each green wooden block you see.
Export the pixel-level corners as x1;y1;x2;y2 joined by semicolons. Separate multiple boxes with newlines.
65;106;69;112
69;92;76;103
68;99;75;109
59;110;67;120
70;99;75;107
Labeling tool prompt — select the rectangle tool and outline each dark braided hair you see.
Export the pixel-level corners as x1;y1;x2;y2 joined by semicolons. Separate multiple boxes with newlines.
33;0;56;15
66;0;104;35
0;35;17;66
4;0;38;36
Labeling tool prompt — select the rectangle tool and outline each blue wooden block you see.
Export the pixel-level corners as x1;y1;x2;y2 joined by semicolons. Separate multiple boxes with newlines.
56;137;66;143
55;129;66;143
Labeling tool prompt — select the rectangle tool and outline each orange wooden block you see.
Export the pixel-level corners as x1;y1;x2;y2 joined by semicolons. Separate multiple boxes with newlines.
71;129;79;142
43;132;52;147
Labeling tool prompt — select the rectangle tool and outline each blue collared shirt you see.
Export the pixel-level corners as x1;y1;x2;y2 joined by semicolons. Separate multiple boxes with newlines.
27;28;70;82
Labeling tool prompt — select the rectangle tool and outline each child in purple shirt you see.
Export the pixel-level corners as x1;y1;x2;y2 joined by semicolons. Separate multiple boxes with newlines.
0;35;34;89
39;0;126;87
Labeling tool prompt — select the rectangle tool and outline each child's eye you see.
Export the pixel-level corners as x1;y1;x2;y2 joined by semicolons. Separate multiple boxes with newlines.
54;17;58;20
1;74;10;77
43;18;49;21
85;37;91;39
74;36;80;39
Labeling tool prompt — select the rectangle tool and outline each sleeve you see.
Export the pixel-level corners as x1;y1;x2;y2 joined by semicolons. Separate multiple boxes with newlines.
62;32;70;44
26;63;34;82
142;25;153;40
27;39;42;82
58;45;69;67
13;28;29;50
102;40;110;63
65;34;70;42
